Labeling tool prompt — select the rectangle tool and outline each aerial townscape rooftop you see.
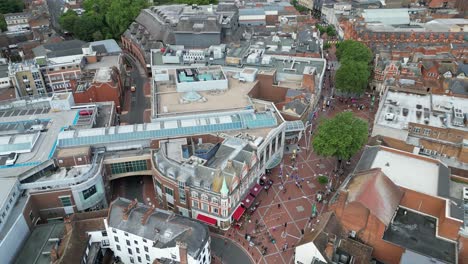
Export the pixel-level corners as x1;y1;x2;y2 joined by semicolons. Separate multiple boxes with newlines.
0;0;467;264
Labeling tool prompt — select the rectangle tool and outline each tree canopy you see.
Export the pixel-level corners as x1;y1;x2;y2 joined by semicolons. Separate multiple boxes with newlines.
316;24;336;37
0;0;24;14
312;112;368;160
334;40;373;95
0;0;24;32
335;60;371;94
59;0;148;41
0;15;6;32
336;40;372;63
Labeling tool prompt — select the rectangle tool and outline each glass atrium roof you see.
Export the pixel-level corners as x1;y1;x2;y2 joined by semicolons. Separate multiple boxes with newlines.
58;111;279;148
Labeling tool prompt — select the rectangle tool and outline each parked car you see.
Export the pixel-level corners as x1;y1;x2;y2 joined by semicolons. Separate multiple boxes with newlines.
131;86;136;92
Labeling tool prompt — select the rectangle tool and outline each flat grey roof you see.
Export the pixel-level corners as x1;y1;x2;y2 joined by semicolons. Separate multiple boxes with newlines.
383;207;456;264
15;223;65;264
0;64;9;78
0;109;80;177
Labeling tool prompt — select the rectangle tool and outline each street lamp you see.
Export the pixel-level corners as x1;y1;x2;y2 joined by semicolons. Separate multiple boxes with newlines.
303;121;313;154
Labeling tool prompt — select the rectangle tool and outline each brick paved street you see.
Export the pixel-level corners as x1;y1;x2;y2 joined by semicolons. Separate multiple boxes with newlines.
215;53;381;263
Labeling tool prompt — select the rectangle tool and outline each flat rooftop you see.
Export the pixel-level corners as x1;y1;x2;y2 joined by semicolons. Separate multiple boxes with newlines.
155;74;255;116
0;109;80;177
15;223;65;264
33;165;92;183
383;207;457;264
376;90;468;132
371;148;441;197
151;46;326;78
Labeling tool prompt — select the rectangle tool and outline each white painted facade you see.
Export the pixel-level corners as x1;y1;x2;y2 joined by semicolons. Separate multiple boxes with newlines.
104;219;211;264
295;241;326;264
0;211;30;263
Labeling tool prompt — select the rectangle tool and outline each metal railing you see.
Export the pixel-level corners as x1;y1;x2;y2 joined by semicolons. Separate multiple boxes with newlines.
20;154;103;190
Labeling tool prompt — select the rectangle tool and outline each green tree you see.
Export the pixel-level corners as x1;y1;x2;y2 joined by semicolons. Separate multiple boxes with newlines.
59;10;79;32
0;15;6;32
312;112;368;165
335;60;371;95
336;40;372;63
326;25;336;37
60;0;148;41
0;0;24;14
291;0;308;12
106;0;147;38
317;175;329;185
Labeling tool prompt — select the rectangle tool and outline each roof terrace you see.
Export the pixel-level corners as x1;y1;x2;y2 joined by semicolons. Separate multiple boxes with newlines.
376;90;468;132
383;207;457;264
155;70;255;117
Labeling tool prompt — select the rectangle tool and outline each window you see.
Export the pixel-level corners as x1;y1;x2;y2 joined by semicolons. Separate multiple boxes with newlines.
144;246;148;252
6;205;9;211
82;185;97;200
59;196;72;207
29;211;34;221
126;240;131;246
124;232;129;236
413;127;421;134
211;198;218;204
128;248;132;254
134;240;138;245
212;207;219;214
102;231;107;236
112;228;116;233
130;257;134;263
146;254;150;261
192;192;198;198
201;194;208;201
192;200;199;209
116;245;121;251
110;160;148;174
179;189;186;203
114;236;119;243
164;187;173;196
423;129;431;136
136;247;140;254
201;203;209;211
137;256;142;263
142;238;147;243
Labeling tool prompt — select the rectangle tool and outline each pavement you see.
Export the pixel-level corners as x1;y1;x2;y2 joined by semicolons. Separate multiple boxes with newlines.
212;45;380;264
211;234;254;264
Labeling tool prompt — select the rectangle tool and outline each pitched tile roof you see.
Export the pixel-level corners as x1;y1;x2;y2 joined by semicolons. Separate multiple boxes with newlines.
345;168;403;226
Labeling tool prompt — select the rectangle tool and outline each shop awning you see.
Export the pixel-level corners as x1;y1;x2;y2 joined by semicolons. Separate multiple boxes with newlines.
242;194;255;208
250;183;262;197
196;214;217;226
232;206;246;221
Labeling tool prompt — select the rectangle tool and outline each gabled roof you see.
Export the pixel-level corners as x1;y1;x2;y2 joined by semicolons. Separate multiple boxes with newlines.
345;168;403;226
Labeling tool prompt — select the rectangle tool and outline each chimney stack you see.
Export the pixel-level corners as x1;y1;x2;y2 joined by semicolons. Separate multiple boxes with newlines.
177;241;188;264
141;204;156;225
123;199;138;220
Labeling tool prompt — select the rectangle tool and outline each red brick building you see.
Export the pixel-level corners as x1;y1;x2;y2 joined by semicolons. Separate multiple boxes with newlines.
70;67;123;112
330;168;464;264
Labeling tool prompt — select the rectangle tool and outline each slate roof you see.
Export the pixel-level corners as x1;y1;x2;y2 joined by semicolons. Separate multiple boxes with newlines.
33;39;86;57
345;168;403;226
108;198;209;259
